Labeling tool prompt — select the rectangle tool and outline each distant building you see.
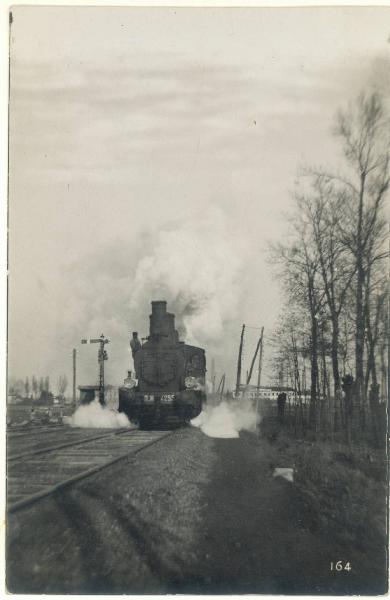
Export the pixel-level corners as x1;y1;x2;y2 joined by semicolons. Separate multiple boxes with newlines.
78;384;118;407
78;385;100;405
233;385;311;402
7;394;21;404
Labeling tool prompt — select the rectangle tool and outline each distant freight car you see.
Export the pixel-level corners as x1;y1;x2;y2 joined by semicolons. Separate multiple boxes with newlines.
119;301;206;429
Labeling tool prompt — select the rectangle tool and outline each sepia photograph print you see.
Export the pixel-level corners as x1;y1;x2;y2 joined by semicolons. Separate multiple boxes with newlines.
6;4;389;595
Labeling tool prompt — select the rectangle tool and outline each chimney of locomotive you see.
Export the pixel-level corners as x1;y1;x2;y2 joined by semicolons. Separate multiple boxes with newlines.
150;300;169;338
149;300;178;342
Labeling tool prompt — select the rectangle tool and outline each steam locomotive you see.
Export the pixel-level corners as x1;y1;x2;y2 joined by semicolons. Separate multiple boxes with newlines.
118;301;207;429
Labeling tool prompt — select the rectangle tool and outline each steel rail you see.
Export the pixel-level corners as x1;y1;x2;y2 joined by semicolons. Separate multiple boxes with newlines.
7;430;174;513
8;427;135;461
7;425;64;436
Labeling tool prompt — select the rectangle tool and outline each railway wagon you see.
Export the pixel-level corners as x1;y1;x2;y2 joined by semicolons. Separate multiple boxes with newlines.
119;301;206;429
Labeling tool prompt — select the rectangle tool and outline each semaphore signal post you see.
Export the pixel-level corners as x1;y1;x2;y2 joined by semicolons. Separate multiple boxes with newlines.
81;334;109;405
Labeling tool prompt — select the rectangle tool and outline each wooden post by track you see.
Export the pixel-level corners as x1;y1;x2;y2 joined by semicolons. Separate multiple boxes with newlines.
72;348;77;408
255;327;264;434
210;358;216;394
216;373;226;402
246;333;263;386
235;324;245;397
220;374;225;400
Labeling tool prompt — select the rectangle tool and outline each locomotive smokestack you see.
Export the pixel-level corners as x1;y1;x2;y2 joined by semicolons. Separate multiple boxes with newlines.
149;300;178;341
150;301;168;338
151;300;167;317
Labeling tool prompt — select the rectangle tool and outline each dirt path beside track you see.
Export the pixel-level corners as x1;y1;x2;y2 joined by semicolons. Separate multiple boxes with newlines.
195;432;387;594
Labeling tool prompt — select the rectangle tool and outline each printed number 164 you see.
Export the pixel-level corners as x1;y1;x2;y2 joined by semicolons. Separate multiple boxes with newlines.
330;561;351;571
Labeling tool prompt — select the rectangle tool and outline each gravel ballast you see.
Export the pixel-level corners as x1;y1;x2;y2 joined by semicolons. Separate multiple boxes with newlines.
7;426;387;594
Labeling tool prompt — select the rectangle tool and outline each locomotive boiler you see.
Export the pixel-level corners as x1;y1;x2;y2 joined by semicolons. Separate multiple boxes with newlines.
118;301;206;429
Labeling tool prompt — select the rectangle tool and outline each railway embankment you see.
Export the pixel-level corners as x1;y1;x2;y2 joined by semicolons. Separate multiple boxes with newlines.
258;420;387;574
7;425;388;594
7;427;216;593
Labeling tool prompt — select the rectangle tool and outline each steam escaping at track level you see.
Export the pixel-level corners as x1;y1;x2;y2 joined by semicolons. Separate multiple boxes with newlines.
65;400;132;429
191;397;260;438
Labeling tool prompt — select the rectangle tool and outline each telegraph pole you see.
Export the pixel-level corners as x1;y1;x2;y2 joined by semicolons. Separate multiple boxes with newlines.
81;334;109;405
220;374;225;399
246;330;263;386
255;327;264;434
235;324;245;396
72;348;76;407
217;373;226;400
256;327;264;390
211;358;216;394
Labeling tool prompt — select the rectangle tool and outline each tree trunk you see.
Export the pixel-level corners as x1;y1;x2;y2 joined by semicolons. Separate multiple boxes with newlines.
355;174;366;415
310;315;319;429
330;315;341;396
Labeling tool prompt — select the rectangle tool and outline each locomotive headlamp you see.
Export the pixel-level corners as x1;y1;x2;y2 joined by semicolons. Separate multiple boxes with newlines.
123;377;137;389
185;376;197;389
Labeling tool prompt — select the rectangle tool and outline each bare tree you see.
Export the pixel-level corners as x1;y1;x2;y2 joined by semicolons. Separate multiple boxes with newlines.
300;92;389;423
270;213;325;429
296;177;356;405
32;375;38;400
271;309;303;429
364;277;387;393
333;93;389;407
57;375;68;397
24;377;30;398
271;92;389;443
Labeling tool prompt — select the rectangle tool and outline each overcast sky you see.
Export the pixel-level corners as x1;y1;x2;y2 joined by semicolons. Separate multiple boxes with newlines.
8;6;390;392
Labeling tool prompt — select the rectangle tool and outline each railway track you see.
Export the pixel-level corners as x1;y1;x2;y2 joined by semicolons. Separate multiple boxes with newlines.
8;426;135;458
7;424;64;437
7;428;174;513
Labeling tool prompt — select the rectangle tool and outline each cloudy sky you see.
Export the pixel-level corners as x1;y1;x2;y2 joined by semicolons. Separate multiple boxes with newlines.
8;6;390;392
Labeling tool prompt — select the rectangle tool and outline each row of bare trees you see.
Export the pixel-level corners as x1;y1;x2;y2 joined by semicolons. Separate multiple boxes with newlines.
8;375;68;400
271;92;389;445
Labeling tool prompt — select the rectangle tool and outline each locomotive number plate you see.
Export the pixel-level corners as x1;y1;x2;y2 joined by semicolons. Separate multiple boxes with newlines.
161;394;175;403
143;394;155;403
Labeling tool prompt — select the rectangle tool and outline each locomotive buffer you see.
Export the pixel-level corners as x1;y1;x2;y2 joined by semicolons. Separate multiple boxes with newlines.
81;334;109;405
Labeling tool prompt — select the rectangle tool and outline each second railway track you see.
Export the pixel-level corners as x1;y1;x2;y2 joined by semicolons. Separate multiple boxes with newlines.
8;426;135;460
7;427;174;513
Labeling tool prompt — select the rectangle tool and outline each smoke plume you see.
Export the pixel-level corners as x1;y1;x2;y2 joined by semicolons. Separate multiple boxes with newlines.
57;205;249;387
191;396;260;438
128;206;246;347
65;400;132;429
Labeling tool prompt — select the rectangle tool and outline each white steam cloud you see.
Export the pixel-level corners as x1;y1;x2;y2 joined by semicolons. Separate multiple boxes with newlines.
65;400;132;429
191;396;260;438
129;206;246;346
56;205;249;387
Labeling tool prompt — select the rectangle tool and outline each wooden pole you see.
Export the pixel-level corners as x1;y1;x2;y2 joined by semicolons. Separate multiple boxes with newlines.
217;373;225;395
220;374;225;400
211;358;216;394
72;349;76;408
235;324;245;396
255;327;264;433
256;327;264;390
246;334;262;386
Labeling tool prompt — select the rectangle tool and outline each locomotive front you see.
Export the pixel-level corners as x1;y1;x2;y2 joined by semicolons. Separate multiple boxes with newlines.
118;301;206;429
